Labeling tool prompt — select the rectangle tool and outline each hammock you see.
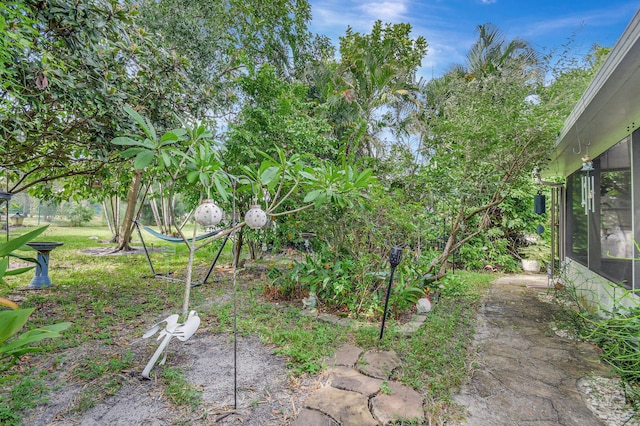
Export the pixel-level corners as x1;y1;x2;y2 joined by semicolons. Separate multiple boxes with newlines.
132;220;231;287
140;223;223;243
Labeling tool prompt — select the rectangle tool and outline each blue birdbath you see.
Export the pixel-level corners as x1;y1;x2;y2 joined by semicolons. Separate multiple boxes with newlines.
26;242;64;289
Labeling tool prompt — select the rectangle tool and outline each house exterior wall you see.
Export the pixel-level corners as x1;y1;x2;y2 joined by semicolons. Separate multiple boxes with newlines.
551;9;640;314
563;258;638;315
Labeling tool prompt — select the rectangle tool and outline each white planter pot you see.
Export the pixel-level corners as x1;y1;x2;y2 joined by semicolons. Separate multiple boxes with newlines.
521;259;540;273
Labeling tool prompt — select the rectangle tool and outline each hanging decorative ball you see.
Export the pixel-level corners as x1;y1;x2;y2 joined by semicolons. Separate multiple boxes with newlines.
244;204;268;230
194;199;223;227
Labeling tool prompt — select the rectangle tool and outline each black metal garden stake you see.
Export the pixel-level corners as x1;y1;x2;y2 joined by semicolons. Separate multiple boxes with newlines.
380;246;403;340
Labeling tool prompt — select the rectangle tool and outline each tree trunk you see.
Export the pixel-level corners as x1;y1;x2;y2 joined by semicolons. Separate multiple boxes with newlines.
116;170;143;251
149;187;163;231
114;197;120;240
234;227;244;267
103;199;115;242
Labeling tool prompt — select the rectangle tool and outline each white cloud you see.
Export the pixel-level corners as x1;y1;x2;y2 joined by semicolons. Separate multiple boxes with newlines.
356;1;409;20
516;3;636;43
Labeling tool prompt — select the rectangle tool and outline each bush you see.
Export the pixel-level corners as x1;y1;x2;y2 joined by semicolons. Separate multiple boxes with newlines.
61;202;95;227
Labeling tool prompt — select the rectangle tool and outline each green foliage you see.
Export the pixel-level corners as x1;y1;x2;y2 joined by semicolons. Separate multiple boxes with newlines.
225;64;338;168
519;239;551;264
61;202;96;227
574;291;640;410
0;226;47;284
2;0;193;197
266;248;429;320
433;274;479;299
307;20;428;158
456;232;521;272
0;309;71;376
553;277;640;412
138;0;314;111
161;367;202;407
249;308;342;375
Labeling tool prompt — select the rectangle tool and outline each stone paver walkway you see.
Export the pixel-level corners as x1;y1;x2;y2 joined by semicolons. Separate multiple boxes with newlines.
292;344;425;425
453;274;613;425
293;274;618;426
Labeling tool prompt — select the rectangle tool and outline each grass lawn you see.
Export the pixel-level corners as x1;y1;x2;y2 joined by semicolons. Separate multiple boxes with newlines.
0;222;494;424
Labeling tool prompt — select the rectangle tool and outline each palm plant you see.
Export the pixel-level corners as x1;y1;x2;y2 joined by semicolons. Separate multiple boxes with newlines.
466;23;541;79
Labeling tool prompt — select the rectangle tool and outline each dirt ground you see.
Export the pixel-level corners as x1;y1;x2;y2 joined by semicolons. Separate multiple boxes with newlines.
22;331;321;425
17;248;320;425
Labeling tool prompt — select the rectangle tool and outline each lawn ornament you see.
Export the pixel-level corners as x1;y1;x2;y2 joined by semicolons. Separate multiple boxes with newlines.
141;311;200;379
417;296;432;314
194;199;223;227
244;204;268;229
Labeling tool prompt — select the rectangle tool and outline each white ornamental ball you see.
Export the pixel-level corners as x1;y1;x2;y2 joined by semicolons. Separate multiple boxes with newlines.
416;297;432;314
194;199;223;227
244;205;267;230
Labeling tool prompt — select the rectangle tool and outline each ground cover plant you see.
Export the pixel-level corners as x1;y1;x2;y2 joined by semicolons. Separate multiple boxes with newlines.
551;278;640;418
0;223;494;424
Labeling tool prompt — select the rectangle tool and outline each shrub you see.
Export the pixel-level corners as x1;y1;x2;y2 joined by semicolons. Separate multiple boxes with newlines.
61;202;95;227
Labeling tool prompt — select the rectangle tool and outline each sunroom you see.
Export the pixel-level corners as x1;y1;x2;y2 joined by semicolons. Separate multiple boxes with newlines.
546;9;640;312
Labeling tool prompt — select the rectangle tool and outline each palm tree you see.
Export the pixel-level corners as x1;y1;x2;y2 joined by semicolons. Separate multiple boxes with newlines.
465;23;541;79
303;21;428;159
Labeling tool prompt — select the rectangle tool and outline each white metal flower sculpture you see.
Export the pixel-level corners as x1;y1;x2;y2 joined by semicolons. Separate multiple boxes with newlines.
141;310;201;379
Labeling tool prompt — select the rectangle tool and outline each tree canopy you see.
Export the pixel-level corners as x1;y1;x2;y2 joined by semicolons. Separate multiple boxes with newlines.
1;2;606;276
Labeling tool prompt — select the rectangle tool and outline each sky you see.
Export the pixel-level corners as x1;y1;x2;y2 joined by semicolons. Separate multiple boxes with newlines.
308;0;639;80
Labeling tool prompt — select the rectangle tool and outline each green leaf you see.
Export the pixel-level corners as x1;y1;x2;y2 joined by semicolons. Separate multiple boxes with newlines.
120;147;144;159
303;190;322;203
260;166;279;185
133;150;155;170
0;322;72;355
299;171;316;180
314;192;327;207
159;131;180;145
199;173;210;188
111;136;154;149
213;175;229;202
0;308;34;345
124;106;157;142
4;266;35;276
187;170;200;183
0;227;47;258
160;151;173;168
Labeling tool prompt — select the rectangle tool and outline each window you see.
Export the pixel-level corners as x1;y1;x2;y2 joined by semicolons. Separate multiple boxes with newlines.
565;137;632;288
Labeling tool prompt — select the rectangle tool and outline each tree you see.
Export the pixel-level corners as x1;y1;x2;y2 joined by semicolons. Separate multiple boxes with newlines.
137;0;316;121
225;64;338;166
102;0;320;250
0;0;192;203
465;23;541;79
304;21;428;159
419;24;552;278
113;108;375;317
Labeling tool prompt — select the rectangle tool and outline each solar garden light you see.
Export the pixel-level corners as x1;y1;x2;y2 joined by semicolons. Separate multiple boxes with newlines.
244;204;268;229
193;178;268;230
380;246;403;340
194;199;224;227
195;200;267;230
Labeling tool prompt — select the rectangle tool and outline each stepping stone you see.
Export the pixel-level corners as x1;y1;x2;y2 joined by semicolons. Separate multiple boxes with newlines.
328;366;383;396
291;408;338;426
325;343;363;367
398;313;427;336
371;381;424;425
357;350;402;379
305;386;378;426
